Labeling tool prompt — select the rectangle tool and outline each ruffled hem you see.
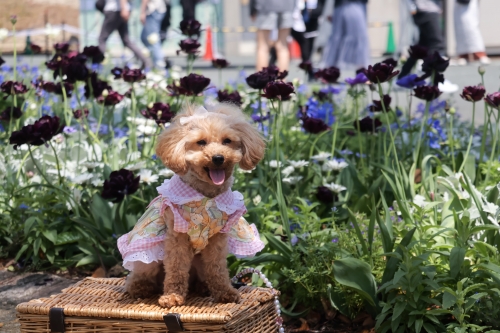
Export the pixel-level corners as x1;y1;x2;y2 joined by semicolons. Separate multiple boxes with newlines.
122;243;165;271
117;233;166;257
227;224;265;257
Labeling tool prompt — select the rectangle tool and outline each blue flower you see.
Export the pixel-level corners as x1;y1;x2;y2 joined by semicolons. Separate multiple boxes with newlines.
297;84;308;94
0;123;4;132
19;203;29;209
152;154;157;160
426;118;446;149
290;222;301;231
302;97;335;126
395;107;403;117
332;238;339;243
291;235;299;246
90;123;109;135
396;74;426;89
63;126;77;134
345;72;368;86
0;74;4;84
41;104;51;113
250;100;268;113
114;127;128;138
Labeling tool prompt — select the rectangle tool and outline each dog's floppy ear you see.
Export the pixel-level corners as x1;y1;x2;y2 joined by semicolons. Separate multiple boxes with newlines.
155;104;200;174
233;121;266;170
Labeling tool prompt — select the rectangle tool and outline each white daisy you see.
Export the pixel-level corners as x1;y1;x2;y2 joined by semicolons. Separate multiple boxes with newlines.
283;176;303;185
281;166;295;177
482;201;499;215
322;159;348;172
72;173;94;184
413;194;427;208
138;169;159;184
323;183;347;193
289;160;309;168
159;168;175;178
127;161;147;171
311;152;332;161
269;160;282;168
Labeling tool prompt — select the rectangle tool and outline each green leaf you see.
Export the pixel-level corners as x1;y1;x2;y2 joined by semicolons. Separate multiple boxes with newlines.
347;209;369;256
333;257;377;306
415;318;423;333
264;233;292;260
55;231;81;246
382;228;416;285
423;322;437;333
392;301;406;322
90;194;113;231
244;253;288;265
442;291;457;309
327;284;350;317
15;244;29;261
76;254;100;267
449;247;466;278
24;216;38;236
42;229;57;244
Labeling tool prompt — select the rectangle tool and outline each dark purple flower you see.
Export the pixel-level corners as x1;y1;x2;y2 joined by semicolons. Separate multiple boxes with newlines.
45;54;67;73
413;85;442;101
382;57;398;67
313;90;328;102
175;73;211;96
41;81;74;97
1;81;28;96
101;169;140;203
30;44;42;54
366;62;400;83
83;46;105;64
246;71;274;90
0;107;22;121
52;53;89;83
217;89;243;106
178;39;201;55
316;186;335;204
421;51;449;73
140;102;174;125
354;116;382;133
97;91;124;106
370;95;392;112
315;67;340;83
460;85;485;102
111;67;123;79
122;67;145;83
212;58;229;69
73;109;89;119
54;42;70;54
9;115;64;149
85;72;112;98
485;92;500;109
408;45;429;60
299;61;313;72
302;116;330;134
345;72;368;86
261;81;295;101
179;18;202;37
396;74;426;89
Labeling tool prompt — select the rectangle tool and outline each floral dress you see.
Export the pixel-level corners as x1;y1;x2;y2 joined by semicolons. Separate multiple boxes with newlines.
117;175;265;271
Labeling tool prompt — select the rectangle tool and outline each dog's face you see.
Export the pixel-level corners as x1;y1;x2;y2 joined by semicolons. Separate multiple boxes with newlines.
156;104;265;186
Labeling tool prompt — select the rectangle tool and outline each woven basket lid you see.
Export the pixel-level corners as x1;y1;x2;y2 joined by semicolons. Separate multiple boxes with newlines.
16;277;276;324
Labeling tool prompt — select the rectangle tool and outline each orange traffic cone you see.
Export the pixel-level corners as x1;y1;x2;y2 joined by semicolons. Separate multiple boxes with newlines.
203;25;214;61
289;39;301;60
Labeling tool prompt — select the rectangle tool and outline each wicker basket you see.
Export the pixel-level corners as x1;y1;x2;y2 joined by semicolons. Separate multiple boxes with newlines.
16;277;279;333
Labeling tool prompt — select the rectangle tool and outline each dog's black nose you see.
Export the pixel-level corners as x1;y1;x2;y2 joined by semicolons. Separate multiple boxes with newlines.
212;155;224;166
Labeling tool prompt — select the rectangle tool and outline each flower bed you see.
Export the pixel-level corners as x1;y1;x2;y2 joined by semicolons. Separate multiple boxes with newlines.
1;18;500;333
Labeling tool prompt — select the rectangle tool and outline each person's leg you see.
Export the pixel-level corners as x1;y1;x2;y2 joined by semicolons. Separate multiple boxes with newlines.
256;29;271;71
275;28;291;71
181;0;196;20
98;12;120;55
291;29;308;62
415;12;444;54
118;15;151;68
141;10;165;69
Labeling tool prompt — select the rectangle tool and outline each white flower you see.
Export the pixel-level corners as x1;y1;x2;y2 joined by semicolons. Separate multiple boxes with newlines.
311;152;332;161
323;183;347;193
147;33;159;45
127;161;147;171
269;160;282;168
322;159;348;172
253;195;262;205
281;166;295;177
283;176;303;185
72;173;94;184
0;28;8;41
138;169;159;184
82;162;103;170
290;126;302;132
127;151;141;162
237;168;254;174
289;160;309;168
137;124;157;135
159;168;175;178
413;194;427;208
91;177;104;187
482;201;499;215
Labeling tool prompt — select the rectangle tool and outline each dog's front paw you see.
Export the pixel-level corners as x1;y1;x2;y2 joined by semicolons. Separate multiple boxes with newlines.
158;293;185;308
214;287;241;304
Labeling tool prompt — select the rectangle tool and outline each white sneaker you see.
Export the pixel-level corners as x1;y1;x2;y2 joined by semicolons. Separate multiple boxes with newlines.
479;56;491;65
439;79;459;94
450;58;467;66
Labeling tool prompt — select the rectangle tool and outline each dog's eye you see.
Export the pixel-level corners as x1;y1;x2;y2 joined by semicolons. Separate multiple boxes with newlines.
197;140;207;146
223;138;232;145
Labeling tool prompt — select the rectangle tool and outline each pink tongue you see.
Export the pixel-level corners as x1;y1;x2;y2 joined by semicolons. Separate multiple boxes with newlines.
209;169;225;185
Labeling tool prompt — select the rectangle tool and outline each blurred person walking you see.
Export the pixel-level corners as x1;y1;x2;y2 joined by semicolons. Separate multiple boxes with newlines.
454;0;490;65
291;0;326;64
98;0;151;68
140;0;167;69
321;0;369;70
250;0;295;71
181;0;200;21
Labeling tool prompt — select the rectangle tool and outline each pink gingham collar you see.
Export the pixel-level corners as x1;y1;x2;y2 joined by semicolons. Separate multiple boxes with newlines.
156;174;244;214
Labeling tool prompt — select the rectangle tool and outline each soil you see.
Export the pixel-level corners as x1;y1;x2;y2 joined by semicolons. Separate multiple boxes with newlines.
283;312;376;333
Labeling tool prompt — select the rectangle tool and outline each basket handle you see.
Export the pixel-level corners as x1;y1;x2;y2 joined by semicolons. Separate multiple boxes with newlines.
163;313;184;332
49;307;65;333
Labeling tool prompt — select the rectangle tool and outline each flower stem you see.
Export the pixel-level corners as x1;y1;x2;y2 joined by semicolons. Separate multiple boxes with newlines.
414;101;431;166
353;87;365;172
130;88;138;152
28;146;52;185
49;141;63;185
449;114;456;171
485;109;499;184
458;102;476;173
377;82;401;174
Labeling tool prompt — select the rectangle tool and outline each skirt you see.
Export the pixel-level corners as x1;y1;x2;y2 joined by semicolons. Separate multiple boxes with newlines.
321;2;370;70
454;0;485;55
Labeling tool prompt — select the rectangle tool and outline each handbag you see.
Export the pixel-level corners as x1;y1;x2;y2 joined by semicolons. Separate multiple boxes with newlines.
95;0;106;13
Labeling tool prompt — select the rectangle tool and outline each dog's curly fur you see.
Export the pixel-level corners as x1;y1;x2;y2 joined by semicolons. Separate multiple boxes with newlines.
125;103;266;307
